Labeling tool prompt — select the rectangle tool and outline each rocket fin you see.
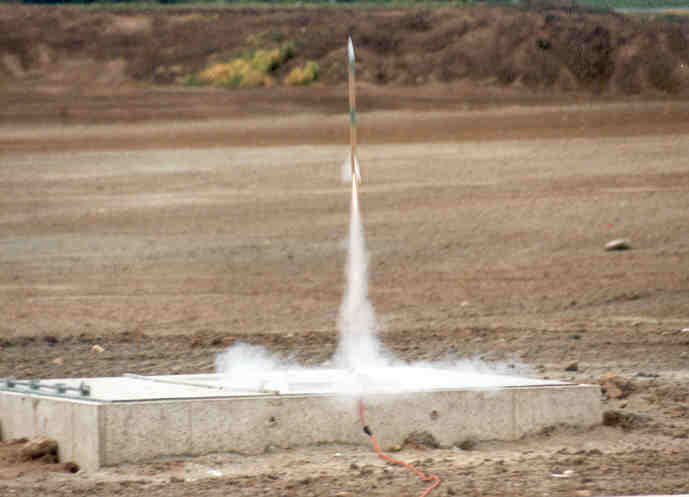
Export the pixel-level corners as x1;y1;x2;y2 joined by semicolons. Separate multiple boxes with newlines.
342;151;362;184
353;154;361;184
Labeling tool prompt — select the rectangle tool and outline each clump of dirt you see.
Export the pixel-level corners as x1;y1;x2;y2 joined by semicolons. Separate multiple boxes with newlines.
602;410;651;430
404;431;440;449
18;436;58;462
598;374;636;400
0;438;79;480
1;4;689;96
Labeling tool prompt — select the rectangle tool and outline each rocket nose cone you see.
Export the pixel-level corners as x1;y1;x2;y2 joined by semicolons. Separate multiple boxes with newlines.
347;36;355;63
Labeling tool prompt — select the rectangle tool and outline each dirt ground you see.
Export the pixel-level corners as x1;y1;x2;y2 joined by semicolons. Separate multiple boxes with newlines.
5;4;689;96
2;96;689;495
1;5;689;497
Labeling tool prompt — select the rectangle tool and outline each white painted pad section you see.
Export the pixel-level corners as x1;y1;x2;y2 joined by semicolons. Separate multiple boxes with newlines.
30;368;566;401
166;368;565;395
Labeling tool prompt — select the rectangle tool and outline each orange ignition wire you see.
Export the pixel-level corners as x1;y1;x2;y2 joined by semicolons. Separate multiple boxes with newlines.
357;399;441;497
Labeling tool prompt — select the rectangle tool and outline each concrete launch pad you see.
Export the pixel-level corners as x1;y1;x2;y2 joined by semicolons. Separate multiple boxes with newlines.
0;368;602;471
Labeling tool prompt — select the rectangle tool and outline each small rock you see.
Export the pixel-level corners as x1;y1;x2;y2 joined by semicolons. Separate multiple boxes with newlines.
602;410;623;426
39;452;58;464
457;439;477;451
605;239;631;251
551;469;575;478
602;381;623;399
387;445;402;452
335;492;353;497
635;371;659;378
20;437;58;461
91;344;105;353
576;490;593;497
602;410;650;429
598;374;632;399
404;431;439;449
169;476;184;483
52;357;64;365
60;462;80;473
565;361;579;372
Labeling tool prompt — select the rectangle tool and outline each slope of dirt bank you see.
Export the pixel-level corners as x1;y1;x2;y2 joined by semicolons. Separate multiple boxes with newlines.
2;4;689;97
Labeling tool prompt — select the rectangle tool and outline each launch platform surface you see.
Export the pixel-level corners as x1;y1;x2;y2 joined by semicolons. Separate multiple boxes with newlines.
0;369;602;471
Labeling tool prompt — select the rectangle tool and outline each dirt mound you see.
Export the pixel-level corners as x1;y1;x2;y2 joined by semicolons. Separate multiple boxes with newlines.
1;4;689;96
0;438;79;480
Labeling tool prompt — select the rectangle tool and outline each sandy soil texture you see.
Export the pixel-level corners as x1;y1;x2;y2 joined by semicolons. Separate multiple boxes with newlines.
1;95;689;496
1;5;689;495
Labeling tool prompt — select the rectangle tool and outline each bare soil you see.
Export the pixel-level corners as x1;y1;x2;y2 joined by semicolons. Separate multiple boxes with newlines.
1;4;689;497
2;101;689;496
4;4;689;98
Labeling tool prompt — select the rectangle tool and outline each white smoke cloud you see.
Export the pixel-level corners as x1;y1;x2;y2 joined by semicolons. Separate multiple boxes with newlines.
215;342;295;393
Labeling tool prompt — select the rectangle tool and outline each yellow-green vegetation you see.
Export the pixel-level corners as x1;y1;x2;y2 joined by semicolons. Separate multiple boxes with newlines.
198;42;295;89
284;61;320;86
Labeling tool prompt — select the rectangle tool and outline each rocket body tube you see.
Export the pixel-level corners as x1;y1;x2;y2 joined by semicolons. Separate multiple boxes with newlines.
348;36;361;185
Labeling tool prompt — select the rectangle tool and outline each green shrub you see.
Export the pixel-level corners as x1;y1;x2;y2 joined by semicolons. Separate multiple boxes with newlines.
198;42;294;88
285;61;320;85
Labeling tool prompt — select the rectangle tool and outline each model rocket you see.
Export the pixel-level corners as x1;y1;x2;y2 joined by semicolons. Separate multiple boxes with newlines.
348;36;362;187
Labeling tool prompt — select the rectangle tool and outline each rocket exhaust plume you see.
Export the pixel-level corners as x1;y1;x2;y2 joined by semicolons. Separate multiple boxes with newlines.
335;168;381;370
335;37;381;370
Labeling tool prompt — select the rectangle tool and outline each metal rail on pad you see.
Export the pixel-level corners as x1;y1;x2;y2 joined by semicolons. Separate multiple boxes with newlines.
123;373;226;390
123;373;282;394
1;377;91;398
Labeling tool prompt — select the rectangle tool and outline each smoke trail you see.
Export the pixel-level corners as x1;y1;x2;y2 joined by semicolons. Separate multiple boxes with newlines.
335;179;384;370
212;168;525;394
